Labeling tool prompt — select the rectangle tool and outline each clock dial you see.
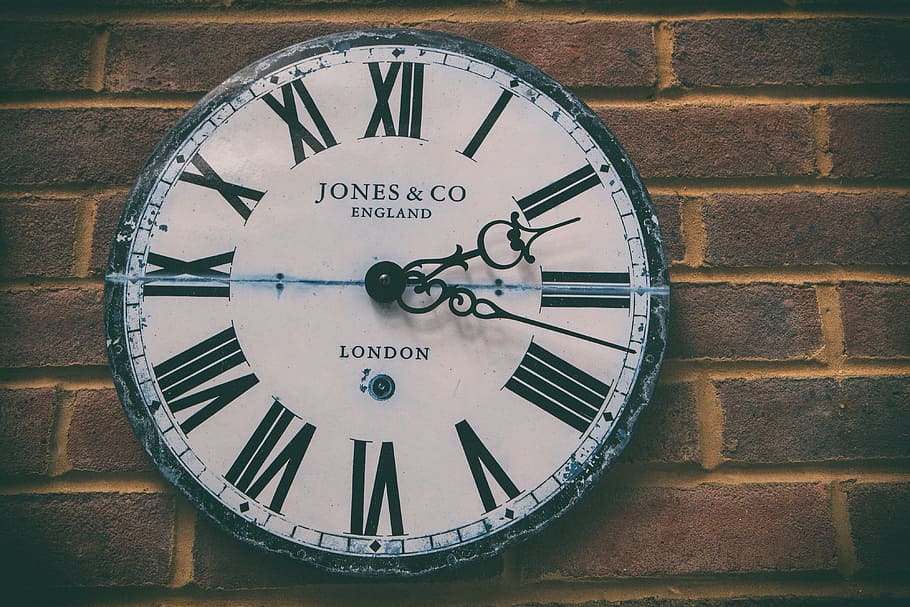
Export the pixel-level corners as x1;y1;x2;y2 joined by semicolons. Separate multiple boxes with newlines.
105;30;668;576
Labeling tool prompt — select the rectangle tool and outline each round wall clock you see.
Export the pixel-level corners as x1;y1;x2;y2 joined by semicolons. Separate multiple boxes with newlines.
105;29;669;576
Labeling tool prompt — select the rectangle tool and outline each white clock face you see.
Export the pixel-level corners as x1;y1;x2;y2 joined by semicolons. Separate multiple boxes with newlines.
107;31;667;575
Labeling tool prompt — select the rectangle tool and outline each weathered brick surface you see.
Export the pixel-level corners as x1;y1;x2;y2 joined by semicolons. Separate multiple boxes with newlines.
828;104;910;180
838;282;910;358
703;192;910;266
673;19;910;87
521;482;836;578
0;23;94;92
0;289;106;367
597;105;815;179
68;389;152;472
0;109;183;186
104;22;654;93
0;197;80;278
90;192;126;275
0;492;175;588
620;381;699;464
650;193;685;263
668;284;823;359
0;388;56;476
845;483;910;574
719;377;910;463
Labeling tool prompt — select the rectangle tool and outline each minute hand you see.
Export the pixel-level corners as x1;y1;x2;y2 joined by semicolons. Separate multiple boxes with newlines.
396;275;636;354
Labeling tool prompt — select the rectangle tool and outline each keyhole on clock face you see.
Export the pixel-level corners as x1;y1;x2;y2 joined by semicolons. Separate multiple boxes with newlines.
368;374;396;401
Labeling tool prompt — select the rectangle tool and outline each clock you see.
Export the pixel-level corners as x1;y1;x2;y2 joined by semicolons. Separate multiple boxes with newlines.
104;29;669;576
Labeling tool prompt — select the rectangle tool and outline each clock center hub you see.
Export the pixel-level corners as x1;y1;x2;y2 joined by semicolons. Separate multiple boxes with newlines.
364;260;406;303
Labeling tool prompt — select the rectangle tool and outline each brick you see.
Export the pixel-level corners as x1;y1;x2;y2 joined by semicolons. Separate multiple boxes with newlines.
703;192;910;266
0;197;80;278
0;23;94;92
650;193;685;263
0;388;56;475
0;492;174;587
194;515;502;587
719;376;910;463
104;22;654;93
521;482;836;578
673;19;910;87
597;105;815;179
620;382;699;464
668;284;822;359
838;282;910;358
68;389;152;472
0;109;183;186
0;289;106;367
89;192;126;275
845;482;910;574
828;104;910;180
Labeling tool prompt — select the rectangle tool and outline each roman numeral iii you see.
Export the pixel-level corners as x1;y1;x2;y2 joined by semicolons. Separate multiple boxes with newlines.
153;326;259;434
178;154;265;221
364;62;424;139
263;79;338;165
350;440;404;536
515;165;601;221
225;400;316;514
541;271;631;309
505;342;610;433
144;251;234;298
456;420;520;513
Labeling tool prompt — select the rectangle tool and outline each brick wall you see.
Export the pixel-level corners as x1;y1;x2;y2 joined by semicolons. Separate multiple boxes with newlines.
1;1;908;605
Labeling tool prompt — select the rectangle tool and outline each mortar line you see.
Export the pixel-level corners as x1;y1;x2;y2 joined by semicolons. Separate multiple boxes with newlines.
830;480;859;578
170;498;197;588
87;25;110;93
659;358;910;383
653;20;678;93
72;196;98;278
648;182;910;195
47;388;76;477
815;285;847;372
0;473;173;495
668;265;910;284
695;377;724;470
809;105;834;178
0;366;114;389
0;278;105;291
677;195;707;267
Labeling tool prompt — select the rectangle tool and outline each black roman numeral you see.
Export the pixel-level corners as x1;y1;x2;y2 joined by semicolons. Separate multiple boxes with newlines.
505;342;610;433
455;420;520;513
364;62;424;139
460;89;514;159
515;165;601;221
178;154;265;221
144;251;233;298
350;440;404;536
153;326;259;434
225;400;316;514
263;79;338;165
541;271;631;309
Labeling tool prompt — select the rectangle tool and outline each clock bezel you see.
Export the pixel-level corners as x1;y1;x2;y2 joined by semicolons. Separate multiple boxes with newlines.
104;28;669;577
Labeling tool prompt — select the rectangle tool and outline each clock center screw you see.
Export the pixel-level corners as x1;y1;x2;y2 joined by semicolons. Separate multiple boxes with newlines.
365;261;406;303
368;374;396;401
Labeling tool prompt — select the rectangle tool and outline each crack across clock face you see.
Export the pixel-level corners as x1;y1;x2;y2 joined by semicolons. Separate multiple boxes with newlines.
109;36;666;570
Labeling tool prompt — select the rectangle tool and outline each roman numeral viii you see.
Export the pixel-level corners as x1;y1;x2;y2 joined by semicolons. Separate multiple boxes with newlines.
350;440;404;536
364;62;424;139
144;251;234;298
178;154;265;221
541;271;631;309
225;400;316;514
263;79;338;165
505;342;610;433
456;420;520;513
153;326;259;434
516;165;601;221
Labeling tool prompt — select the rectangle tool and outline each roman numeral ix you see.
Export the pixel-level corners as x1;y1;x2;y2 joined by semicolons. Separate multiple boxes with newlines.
350;440;404;536
364;62;424;139
144;251;234;298
225;400;316;514
505;342;610;433
541;271;631;309
178;154;265;221
263;79;338;165
516;165;601;221
456;420;520;513
153;326;259;434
